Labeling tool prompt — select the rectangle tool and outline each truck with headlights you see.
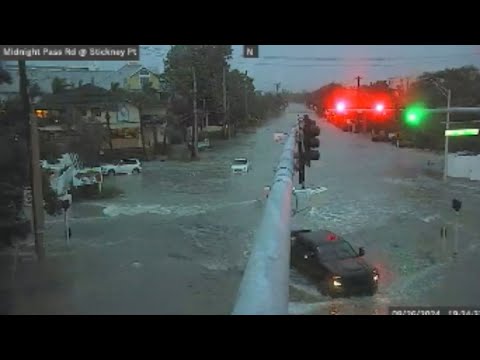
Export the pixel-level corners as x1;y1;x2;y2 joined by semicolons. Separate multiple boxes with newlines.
291;229;379;297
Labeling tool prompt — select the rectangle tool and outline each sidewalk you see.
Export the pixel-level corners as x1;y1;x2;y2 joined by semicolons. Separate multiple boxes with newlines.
0;244;77;315
425;245;480;307
0;234;37;282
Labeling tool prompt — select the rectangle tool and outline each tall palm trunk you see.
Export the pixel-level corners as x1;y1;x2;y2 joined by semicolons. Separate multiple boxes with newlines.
138;105;147;158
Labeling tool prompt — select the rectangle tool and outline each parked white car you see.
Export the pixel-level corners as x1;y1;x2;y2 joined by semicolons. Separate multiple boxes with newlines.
231;158;251;173
101;159;142;176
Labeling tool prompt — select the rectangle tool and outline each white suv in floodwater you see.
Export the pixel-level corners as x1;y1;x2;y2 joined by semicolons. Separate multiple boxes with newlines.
101;159;142;176
231;158;251;173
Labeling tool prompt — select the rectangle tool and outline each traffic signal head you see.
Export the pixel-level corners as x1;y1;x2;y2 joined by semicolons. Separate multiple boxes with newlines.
303;118;321;166
303;119;320;146
375;103;384;113
307;149;320;161
309;137;320;148
404;105;427;127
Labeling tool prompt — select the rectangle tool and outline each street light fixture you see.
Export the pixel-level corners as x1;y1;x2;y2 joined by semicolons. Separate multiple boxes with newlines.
429;78;451;182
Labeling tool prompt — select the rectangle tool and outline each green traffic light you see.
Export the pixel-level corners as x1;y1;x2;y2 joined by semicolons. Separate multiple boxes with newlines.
404;105;426;127
407;113;417;122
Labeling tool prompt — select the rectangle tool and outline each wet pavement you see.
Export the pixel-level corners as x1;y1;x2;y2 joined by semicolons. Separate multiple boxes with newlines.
2;103;480;315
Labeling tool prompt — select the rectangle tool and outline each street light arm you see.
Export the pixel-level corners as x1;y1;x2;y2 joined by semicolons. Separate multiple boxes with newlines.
428;78;449;97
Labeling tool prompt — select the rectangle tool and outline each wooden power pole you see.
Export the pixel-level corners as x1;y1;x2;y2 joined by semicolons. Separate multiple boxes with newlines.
192;67;198;159
19;60;45;260
202;98;206;130
355;76;362;89
223;65;229;139
275;82;281;93
244;71;249;119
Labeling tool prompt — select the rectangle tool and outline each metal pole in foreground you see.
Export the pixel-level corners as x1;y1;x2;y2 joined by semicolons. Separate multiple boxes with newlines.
232;129;296;315
443;90;451;182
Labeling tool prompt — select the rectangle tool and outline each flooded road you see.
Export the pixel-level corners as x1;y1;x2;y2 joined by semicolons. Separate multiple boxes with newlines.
6;104;480;315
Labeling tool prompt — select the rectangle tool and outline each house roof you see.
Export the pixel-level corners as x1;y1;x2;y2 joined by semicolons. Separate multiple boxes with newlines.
1;66;117;94
1;63;160;96
95;64;160;89
36;84;126;109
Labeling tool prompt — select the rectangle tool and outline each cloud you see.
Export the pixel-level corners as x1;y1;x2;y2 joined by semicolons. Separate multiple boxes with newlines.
16;45;480;92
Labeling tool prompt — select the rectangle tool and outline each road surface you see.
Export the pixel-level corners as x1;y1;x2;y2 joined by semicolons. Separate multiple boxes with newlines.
3;104;480;315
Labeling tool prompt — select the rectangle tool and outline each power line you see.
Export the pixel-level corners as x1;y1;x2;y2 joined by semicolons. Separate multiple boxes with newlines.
232;57;480;68
232;52;480;67
260;52;480;62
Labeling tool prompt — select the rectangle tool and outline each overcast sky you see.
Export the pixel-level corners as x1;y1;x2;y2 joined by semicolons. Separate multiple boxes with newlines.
18;45;480;92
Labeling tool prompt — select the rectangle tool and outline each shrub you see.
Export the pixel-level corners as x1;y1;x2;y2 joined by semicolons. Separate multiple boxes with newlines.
71;184;124;200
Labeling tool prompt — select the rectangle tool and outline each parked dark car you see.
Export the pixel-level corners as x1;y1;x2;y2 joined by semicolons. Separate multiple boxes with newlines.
291;229;379;297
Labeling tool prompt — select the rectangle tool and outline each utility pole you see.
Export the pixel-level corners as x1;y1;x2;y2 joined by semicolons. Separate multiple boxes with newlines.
223;65;229;139
19;60;45;260
192;67;198;159
355;76;363;132
429;78;451;182
244;71;249;120
105;111;113;150
355;76;362;88
206;108;209;129
275;82;281;94
444;89;451;182
202;98;206;130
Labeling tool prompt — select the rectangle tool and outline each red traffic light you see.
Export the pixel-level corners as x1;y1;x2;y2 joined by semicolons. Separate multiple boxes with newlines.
375;103;384;112
336;101;346;113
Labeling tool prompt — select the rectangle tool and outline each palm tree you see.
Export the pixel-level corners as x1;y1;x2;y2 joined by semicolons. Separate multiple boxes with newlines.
0;61;11;84
51;77;69;94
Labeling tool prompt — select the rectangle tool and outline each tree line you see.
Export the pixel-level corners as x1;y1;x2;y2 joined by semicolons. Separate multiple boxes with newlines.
40;46;287;163
308;65;480;152
163;45;286;139
0;62;30;246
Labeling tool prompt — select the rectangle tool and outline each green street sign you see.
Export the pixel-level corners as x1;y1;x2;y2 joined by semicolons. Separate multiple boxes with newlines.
445;128;480;137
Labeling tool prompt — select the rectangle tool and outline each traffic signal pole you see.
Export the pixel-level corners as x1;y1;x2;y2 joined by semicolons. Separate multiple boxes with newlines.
297;120;306;189
233;116;320;315
298;139;305;189
443;89;451;182
232;129;296;315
